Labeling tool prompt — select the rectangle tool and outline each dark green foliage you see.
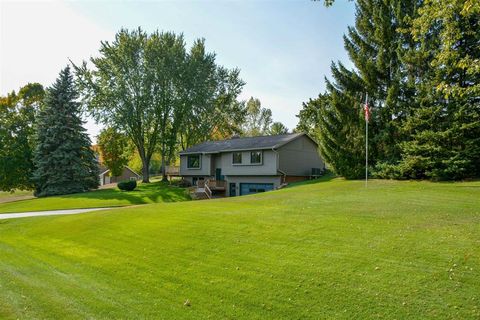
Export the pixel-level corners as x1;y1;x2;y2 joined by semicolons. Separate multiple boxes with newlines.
297;0;419;179
117;180;137;191
396;0;480;180
0;84;45;191
33;67;99;197
299;0;479;180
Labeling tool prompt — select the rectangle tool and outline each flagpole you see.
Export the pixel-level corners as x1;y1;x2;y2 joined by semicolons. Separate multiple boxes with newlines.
365;93;368;188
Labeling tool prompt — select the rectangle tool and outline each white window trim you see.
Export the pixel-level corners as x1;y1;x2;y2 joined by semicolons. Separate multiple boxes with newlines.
187;154;202;169
232;152;243;165
250;151;263;165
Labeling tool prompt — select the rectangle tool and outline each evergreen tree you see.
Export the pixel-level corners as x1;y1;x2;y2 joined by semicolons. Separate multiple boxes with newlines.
33;67;98;197
397;0;480;179
299;0;420;178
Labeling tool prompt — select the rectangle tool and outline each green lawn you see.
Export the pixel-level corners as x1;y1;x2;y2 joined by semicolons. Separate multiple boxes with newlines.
0;181;190;213
0;179;479;319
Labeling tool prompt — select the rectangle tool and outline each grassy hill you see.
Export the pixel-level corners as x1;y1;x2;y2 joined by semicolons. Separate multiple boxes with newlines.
0;178;479;319
0;181;190;213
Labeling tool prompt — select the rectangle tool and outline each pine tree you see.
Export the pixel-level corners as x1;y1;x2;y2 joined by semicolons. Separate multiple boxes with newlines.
398;0;480;179
298;0;420;178
33;67;99;197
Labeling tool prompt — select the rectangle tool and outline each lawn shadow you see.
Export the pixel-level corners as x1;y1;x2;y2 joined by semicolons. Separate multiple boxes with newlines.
286;172;338;188
142;182;191;203
55;181;190;205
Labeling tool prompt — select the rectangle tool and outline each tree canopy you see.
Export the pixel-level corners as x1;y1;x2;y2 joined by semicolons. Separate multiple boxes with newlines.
74;28;245;182
0;83;45;192
269;122;289;135
241;97;273;136
297;0;480;180
97;127;130;177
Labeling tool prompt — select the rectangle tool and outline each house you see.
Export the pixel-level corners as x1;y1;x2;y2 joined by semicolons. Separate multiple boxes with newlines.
98;165;141;186
179;133;325;197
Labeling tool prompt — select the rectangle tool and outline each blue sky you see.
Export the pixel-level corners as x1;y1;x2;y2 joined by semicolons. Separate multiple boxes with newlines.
1;0;355;140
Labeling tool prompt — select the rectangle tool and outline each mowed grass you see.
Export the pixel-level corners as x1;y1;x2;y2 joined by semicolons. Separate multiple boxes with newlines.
0;181;190;213
0;179;479;319
0;190;32;199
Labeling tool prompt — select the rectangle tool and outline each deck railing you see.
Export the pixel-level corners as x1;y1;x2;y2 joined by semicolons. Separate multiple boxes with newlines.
204;184;212;199
207;179;226;189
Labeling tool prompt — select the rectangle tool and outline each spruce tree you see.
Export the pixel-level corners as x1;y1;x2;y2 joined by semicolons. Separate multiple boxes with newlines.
33;66;99;197
299;0;419;178
397;0;480;179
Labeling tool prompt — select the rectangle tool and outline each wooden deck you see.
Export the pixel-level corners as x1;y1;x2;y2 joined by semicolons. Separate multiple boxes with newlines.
195;179;226;199
206;179;226;191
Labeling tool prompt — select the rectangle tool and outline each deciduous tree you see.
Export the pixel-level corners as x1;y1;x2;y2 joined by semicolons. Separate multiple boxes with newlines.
269;122;289;135
242;97;272;136
75;28;245;182
0;83;44;191
97;127;130;177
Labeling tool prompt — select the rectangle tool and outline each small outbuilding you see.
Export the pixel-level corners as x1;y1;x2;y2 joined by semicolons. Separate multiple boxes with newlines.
98;165;140;186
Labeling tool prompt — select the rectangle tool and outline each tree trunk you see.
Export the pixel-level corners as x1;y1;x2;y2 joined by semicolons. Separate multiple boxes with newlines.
161;142;168;182
141;156;150;183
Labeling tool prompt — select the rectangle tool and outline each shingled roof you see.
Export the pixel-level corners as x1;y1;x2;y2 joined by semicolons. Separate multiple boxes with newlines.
179;133;313;155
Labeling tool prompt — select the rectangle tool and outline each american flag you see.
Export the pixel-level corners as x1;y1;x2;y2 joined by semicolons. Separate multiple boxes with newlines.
364;102;370;122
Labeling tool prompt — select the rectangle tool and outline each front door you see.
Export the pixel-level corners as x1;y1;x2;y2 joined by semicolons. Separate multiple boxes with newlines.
215;168;222;180
229;183;236;197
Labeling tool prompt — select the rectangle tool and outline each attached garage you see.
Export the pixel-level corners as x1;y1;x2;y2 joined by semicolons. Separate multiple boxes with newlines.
239;183;274;196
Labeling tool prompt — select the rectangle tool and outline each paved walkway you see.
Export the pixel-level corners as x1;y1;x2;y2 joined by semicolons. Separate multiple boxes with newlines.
0;207;114;220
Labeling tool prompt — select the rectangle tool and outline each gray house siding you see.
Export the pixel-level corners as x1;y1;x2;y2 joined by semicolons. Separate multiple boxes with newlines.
277;135;324;176
220;150;278;176
179;154;213;177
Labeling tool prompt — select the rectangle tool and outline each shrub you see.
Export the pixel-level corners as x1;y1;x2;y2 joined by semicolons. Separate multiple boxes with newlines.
372;162;404;179
118;180;137;191
175;179;192;188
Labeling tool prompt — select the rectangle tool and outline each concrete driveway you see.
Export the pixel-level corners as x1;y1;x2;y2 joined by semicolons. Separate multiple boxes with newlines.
0;207;114;220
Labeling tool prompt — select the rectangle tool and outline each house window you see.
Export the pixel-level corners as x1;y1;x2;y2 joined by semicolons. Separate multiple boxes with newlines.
233;152;242;164
187;154;201;169
250;151;262;164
